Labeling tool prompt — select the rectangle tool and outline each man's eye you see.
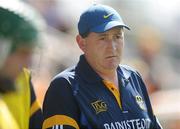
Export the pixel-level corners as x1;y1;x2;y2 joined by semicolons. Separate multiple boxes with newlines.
116;35;120;38
99;37;105;40
115;35;123;39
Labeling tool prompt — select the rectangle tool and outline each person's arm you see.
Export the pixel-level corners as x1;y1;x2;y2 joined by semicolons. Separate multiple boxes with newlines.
42;77;80;129
29;79;43;129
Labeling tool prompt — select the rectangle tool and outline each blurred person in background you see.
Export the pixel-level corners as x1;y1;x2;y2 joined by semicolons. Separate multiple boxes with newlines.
136;26;180;93
43;4;162;129
136;26;162;94
0;30;19;129
0;0;45;128
26;0;72;33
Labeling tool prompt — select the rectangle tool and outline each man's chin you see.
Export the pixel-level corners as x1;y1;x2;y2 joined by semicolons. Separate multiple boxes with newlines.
104;63;119;70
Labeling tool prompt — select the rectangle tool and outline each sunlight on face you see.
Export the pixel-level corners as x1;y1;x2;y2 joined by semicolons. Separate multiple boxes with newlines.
84;27;124;72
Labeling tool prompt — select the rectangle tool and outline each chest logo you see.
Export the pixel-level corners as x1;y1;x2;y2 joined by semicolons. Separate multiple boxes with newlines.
135;95;146;111
91;100;107;114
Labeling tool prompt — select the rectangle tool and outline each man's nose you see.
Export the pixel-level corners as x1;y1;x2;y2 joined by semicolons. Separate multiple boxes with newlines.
107;39;116;50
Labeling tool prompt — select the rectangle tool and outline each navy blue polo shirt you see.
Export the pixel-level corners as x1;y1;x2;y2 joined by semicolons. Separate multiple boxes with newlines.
42;55;162;129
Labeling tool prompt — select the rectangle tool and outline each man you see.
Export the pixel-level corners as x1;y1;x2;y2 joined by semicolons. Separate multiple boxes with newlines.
0;0;44;128
0;98;19;129
43;4;162;129
0;32;19;129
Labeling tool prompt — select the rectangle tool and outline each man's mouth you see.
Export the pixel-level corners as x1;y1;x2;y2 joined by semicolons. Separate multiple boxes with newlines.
106;55;117;59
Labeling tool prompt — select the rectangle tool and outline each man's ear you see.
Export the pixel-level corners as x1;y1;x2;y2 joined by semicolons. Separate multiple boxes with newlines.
76;35;86;52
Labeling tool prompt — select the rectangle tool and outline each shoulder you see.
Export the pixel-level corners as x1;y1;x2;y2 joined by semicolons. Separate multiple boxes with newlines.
0;99;19;129
52;66;76;84
43;67;79;118
46;66;76;97
119;64;141;78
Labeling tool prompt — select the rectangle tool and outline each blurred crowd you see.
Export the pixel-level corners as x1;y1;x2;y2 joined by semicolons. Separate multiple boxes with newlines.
1;0;180;128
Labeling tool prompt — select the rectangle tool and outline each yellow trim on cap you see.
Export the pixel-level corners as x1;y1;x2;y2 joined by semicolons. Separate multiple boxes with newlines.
30;100;40;117
42;115;80;129
103;80;122;109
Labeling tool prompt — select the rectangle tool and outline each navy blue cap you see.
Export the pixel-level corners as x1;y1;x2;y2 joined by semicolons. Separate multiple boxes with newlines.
78;4;130;37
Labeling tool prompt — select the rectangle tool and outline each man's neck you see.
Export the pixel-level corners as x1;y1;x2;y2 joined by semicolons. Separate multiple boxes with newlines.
96;70;119;89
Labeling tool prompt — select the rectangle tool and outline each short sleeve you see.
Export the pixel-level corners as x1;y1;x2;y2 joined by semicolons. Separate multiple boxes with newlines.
42;77;80;129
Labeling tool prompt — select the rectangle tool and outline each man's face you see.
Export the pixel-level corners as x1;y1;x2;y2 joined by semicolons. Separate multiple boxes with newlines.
81;27;124;72
1;45;34;79
0;38;12;69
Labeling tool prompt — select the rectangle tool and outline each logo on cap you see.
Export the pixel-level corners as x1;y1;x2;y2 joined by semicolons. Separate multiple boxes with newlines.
103;13;113;19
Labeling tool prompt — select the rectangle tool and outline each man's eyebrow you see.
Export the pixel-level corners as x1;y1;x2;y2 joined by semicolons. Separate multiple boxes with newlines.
114;30;123;35
116;32;123;35
98;33;107;36
97;30;123;37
